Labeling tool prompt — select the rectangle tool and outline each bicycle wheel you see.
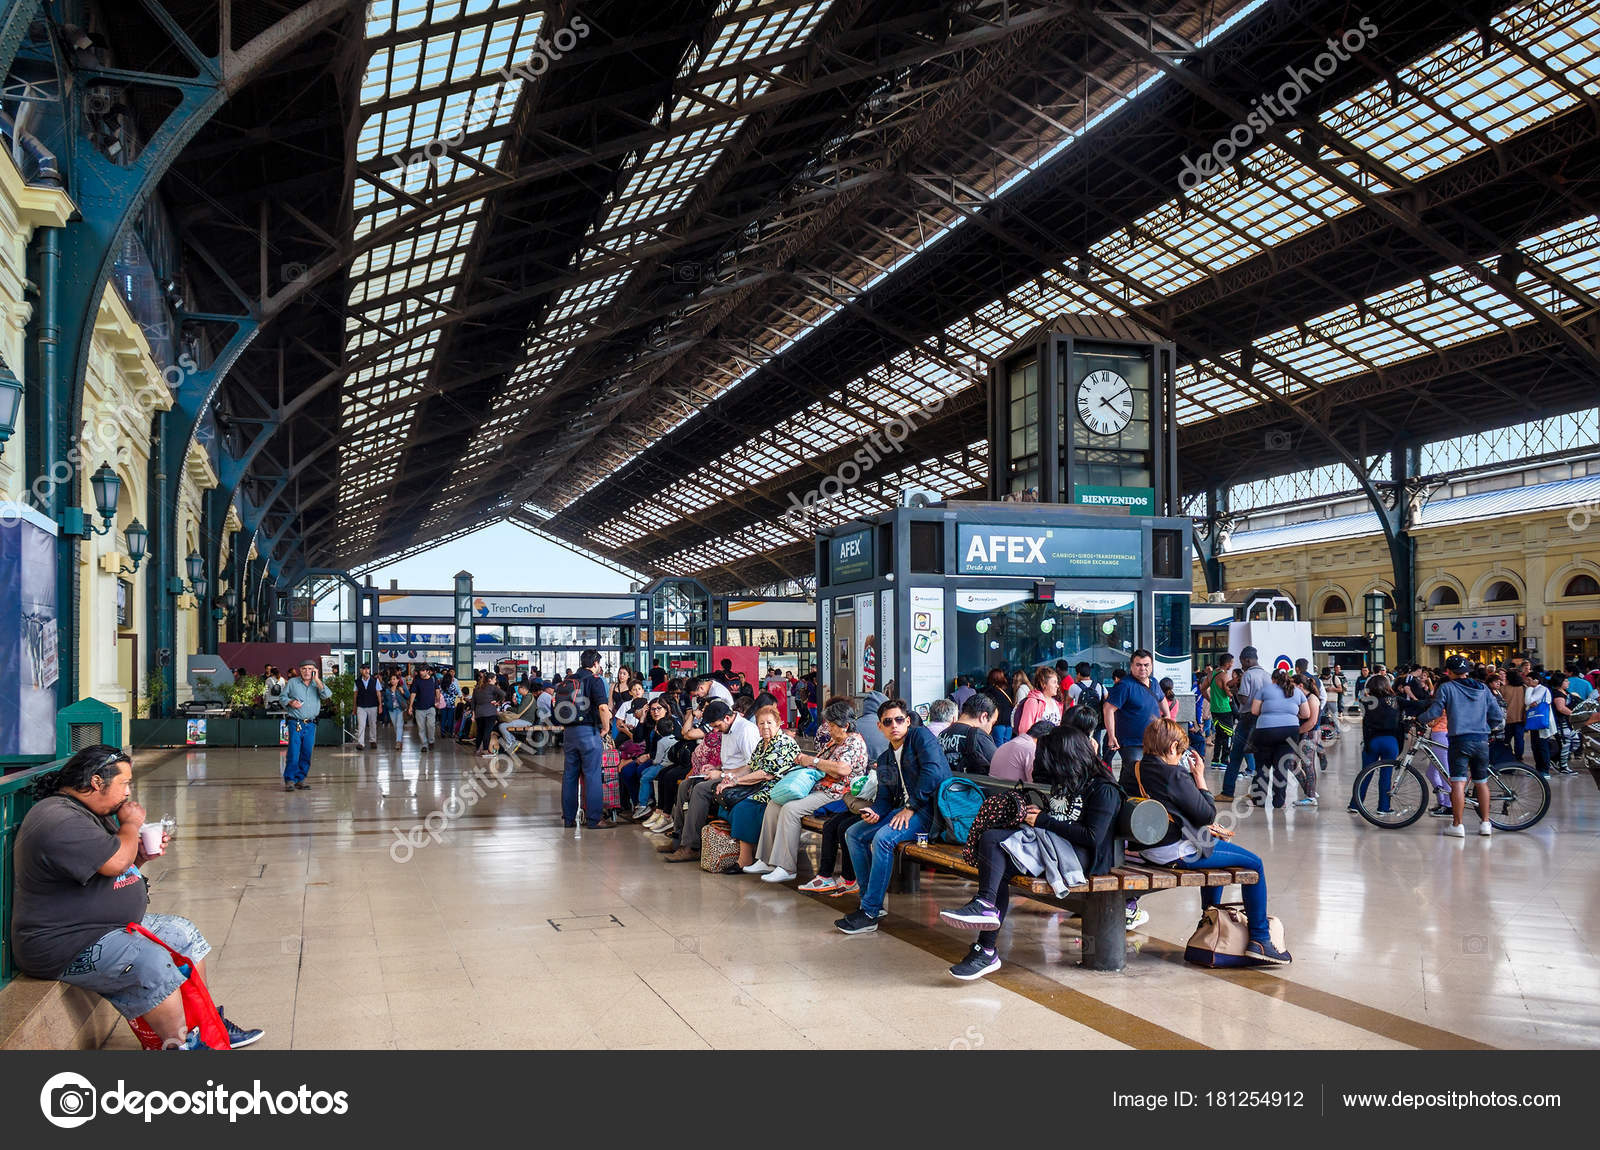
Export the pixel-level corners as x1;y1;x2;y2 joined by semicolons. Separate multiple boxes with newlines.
1353;761;1429;828
1481;765;1550;831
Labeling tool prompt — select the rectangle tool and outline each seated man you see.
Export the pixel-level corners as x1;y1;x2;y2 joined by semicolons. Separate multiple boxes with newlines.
498;685;541;754
835;699;951;934
9;746;261;1050
938;694;999;774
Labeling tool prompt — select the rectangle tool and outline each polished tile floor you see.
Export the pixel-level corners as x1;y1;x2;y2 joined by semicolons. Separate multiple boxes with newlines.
104;730;1600;1050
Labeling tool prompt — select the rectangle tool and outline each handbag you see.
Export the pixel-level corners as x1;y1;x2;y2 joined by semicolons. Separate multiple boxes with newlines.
123;921;232;1050
1525;687;1552;731
768;767;824;805
1183;903;1287;968
850;769;878;802
962;790;1025;865
699;820;740;873
714;782;763;807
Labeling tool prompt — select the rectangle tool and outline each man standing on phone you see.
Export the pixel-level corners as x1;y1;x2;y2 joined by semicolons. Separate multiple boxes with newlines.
282;661;331;791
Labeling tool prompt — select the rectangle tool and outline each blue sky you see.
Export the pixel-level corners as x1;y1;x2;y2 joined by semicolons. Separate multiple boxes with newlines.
365;520;635;594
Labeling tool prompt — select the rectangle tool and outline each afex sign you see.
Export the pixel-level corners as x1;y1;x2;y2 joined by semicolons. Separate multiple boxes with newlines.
956;524;1143;578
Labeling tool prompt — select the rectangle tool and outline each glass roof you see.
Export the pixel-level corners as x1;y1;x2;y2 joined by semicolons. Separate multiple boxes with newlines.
591;0;1600;555
338;0;547;544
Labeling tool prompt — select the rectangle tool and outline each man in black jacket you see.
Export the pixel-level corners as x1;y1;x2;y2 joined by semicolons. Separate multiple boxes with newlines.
835;699;951;935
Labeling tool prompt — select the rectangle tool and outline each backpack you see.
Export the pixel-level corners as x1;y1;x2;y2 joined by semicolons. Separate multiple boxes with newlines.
1076;681;1103;717
935;776;988;844
552;678;583;725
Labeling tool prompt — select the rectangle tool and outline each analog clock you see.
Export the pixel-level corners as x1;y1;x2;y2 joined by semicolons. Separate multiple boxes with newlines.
1076;369;1134;435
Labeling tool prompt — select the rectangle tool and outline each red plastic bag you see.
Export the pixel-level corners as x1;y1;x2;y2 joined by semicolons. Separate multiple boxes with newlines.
123;921;232;1050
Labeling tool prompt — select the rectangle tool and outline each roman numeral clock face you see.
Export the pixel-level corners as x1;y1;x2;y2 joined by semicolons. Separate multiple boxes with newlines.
1076;369;1134;435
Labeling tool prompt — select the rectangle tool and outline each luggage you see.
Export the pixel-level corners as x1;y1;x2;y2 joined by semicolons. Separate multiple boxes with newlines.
601;745;622;812
699;819;740;873
1183;903;1287;968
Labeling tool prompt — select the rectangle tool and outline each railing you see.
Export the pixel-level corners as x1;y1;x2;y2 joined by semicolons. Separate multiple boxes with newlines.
1;760;62;989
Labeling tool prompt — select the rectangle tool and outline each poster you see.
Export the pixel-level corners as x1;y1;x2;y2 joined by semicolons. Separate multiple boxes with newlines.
186;718;208;745
878;588;894;700
854;592;875;694
279;719;290;746
818;600;831;691
908;587;945;717
0;508;59;755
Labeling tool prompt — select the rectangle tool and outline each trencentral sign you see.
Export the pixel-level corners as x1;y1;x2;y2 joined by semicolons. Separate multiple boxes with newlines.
956;524;1143;578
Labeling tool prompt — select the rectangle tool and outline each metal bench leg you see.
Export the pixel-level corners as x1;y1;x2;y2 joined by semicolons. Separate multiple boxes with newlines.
1080;893;1126;971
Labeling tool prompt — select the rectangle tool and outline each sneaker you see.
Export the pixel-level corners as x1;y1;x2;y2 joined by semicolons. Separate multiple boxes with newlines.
1427;804;1454;818
742;860;774;875
631;805;653;820
939;897;1001;929
798;876;841;893
1443;823;1466;838
295;781;310;790
1292;797;1317;808
283;783;295;791
1243;938;1293;966
761;867;798;884
1126;907;1150;931
829;879;859;897
1478;819;1493;837
834;910;878;935
648;815;674;833
872;908;888;919
216;1007;264;1049
949;945;1001;981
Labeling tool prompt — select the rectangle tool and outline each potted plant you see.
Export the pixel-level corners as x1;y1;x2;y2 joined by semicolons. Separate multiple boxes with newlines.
320;671;356;745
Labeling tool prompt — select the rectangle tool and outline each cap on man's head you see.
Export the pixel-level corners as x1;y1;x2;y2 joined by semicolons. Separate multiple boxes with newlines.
1239;646;1259;662
701;699;733;724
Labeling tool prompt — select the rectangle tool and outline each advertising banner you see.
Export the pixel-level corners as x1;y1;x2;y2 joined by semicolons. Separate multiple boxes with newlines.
908;587;945;716
0;509;59;755
830;529;873;584
854;593;876;694
956;523;1143;577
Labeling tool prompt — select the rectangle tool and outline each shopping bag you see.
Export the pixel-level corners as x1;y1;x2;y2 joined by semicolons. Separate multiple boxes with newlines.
123;921;232;1050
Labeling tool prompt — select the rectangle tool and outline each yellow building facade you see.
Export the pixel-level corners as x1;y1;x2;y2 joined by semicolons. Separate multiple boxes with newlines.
1196;485;1600;669
2;150;221;736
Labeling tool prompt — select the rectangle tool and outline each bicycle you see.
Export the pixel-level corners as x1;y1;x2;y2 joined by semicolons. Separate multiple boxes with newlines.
1352;724;1550;831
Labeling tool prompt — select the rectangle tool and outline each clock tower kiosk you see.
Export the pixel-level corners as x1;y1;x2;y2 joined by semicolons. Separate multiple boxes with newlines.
986;315;1179;517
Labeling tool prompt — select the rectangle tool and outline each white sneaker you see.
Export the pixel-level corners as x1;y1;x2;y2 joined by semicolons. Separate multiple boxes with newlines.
1478;820;1493;837
742;860;774;874
760;867;797;883
1126;907;1150;931
643;813;669;832
1443;823;1466;838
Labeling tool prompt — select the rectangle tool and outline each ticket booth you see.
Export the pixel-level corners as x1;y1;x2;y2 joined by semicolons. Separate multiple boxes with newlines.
817;504;1193;716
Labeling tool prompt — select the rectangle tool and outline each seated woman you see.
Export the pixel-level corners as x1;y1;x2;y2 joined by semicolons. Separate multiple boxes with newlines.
1133;718;1291;966
937;724;1121;981
712;706;800;870
748;699;870;884
622;700;679;821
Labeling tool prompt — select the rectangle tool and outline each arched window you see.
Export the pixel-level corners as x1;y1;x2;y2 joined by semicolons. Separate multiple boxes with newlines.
1427;585;1460;607
1564;574;1600;597
1321;595;1348;615
1485;580;1520;603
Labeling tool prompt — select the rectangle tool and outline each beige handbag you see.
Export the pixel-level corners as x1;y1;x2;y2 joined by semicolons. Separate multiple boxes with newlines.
1184;903;1286;968
699;820;740;873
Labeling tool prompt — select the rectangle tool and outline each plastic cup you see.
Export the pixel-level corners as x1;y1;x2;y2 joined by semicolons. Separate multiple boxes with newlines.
139;824;164;855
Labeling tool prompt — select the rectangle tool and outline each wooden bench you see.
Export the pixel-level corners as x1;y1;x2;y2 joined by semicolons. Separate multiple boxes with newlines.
899;840;1257;971
792;810;1257;971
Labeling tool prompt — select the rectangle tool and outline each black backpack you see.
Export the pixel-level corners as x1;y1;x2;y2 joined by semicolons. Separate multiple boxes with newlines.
552;678;584;725
1076;681;1103;718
